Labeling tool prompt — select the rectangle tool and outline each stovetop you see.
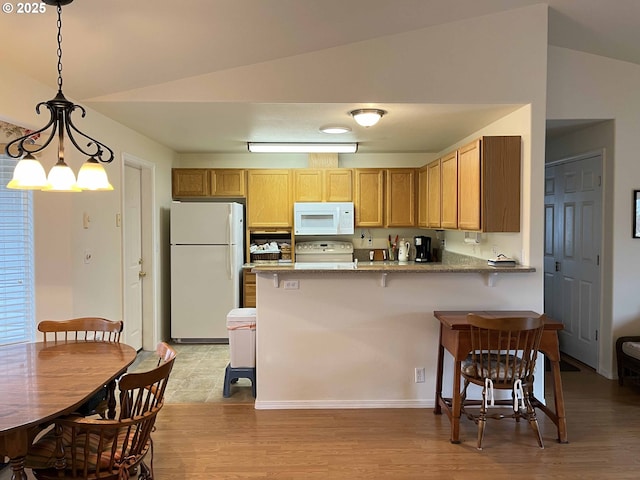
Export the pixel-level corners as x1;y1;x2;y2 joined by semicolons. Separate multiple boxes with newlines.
295;241;354;262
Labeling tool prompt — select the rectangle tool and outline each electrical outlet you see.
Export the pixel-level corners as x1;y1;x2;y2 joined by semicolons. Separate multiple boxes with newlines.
367;236;373;246
414;367;425;383
283;280;299;290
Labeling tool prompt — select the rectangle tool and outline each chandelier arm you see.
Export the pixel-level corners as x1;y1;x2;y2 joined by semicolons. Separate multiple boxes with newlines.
64;105;115;163
4;103;59;158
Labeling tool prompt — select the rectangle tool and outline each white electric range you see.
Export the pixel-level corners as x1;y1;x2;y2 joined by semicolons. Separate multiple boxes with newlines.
294;241;354;269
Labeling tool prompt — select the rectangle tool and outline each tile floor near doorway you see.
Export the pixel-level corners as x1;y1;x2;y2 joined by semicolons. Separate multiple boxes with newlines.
131;343;255;404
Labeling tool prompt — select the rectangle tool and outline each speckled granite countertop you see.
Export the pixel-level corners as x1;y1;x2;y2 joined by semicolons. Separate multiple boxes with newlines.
246;251;535;274
249;262;534;274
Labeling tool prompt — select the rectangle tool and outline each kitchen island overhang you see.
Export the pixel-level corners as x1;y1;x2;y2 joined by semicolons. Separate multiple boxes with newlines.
250;261;540;410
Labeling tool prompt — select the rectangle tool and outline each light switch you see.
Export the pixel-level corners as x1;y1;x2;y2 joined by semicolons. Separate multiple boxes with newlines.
84;250;92;264
82;212;90;229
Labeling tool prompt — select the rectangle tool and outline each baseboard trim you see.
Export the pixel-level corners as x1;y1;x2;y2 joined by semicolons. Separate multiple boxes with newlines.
254;399;434;410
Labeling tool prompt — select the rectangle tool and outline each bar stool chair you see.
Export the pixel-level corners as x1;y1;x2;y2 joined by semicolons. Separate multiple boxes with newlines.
460;313;546;450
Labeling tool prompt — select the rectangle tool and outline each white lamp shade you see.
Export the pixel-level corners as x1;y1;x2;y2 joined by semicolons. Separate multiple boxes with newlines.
43;163;81;192
6;154;48;190
350;109;386;127
77;159;114;191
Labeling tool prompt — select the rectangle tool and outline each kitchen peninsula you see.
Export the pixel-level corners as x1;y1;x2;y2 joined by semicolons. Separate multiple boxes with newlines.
250;255;539;410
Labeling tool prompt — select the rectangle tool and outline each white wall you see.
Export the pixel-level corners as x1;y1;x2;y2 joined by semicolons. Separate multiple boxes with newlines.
0;63;176;347
255;268;541;408
547;46;640;377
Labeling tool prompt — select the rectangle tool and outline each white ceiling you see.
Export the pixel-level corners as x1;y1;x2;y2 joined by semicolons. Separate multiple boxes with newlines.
2;0;638;154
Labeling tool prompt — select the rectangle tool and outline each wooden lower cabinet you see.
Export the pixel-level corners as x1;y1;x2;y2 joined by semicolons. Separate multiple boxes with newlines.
243;270;256;307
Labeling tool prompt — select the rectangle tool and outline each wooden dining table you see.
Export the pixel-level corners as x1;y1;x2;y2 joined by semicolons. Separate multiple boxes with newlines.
0;340;137;480
433;310;568;445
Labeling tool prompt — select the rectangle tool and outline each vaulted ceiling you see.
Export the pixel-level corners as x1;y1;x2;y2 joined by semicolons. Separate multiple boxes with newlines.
2;0;638;153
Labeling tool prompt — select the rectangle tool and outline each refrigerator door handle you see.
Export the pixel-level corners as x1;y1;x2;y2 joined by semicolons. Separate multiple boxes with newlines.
227;207;233;278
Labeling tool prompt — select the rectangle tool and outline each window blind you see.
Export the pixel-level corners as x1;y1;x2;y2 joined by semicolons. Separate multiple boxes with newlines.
0;154;35;345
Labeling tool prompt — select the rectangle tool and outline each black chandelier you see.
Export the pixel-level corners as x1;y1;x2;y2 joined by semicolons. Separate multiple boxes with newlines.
5;0;114;191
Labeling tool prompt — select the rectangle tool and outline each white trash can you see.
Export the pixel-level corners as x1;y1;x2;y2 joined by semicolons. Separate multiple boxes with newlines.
226;308;256;368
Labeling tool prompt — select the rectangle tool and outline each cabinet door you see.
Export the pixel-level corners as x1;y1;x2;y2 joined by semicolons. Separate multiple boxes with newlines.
440;151;458;229
457;139;482;231
247;170;292;227
172;169;210;198
325;169;353;202
426;160;441;228
481;136;521;232
212;169;246;197
294;170;323;202
386;168;416;227
243;270;256;307
354;169;384;227
417;165;428;227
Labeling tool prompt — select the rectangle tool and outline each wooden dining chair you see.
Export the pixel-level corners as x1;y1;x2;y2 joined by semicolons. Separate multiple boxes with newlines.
38;317;124;343
460;313;546;450
27;342;177;480
38;318;125;417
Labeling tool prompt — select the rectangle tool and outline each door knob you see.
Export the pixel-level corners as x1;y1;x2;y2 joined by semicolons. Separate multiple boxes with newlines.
555;261;561;272
138;271;147;278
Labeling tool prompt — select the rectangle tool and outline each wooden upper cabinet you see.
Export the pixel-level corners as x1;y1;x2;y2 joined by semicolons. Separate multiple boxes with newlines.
172;169;210;197
172;168;245;197
293;169;353;202
211;169;245;197
385;168;417;227
457;140;482;231
324;169;353;202
426;159;441;228
354;169;384;227
458;136;521;232
440;150;458;229
247;169;292;227
293;169;323;202
417;165;428;228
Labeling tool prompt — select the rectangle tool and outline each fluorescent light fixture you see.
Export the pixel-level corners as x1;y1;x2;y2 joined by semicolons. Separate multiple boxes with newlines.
247;142;358;153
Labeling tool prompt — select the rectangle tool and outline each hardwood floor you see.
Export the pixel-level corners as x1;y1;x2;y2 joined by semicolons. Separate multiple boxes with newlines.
148;365;640;480
4;360;639;479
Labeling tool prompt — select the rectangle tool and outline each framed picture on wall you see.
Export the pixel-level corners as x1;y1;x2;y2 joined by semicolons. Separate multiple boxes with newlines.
634;190;640;238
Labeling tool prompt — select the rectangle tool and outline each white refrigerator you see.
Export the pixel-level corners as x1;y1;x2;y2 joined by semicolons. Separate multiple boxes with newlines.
170;202;244;342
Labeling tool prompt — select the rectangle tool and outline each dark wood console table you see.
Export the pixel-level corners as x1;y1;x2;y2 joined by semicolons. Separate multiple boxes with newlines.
433;310;568;444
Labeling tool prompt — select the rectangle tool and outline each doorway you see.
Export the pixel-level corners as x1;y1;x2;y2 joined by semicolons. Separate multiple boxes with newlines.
543;151;603;368
122;153;157;351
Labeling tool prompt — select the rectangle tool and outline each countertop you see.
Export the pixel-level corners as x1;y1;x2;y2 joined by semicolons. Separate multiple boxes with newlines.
246;260;535;274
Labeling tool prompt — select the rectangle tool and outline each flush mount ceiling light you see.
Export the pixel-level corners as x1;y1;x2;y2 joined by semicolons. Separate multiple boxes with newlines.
350;108;387;127
247;142;358;153
319;125;352;134
5;0;113;192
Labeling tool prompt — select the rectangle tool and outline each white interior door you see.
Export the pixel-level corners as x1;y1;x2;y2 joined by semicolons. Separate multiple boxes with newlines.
124;164;143;350
544;153;602;368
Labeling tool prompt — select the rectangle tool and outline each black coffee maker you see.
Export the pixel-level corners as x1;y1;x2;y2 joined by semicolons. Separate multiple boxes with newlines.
414;236;431;262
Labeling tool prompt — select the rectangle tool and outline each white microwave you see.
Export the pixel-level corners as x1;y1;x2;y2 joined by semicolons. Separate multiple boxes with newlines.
294;202;354;235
